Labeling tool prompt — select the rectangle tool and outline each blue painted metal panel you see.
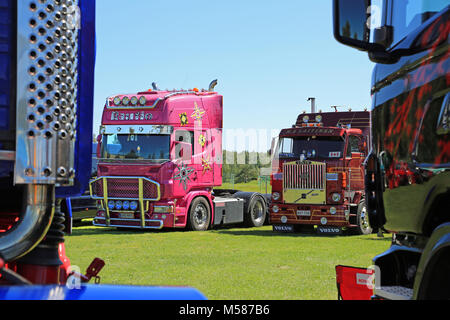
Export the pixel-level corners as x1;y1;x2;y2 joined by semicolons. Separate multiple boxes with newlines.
0;0;13;133
0;284;207;300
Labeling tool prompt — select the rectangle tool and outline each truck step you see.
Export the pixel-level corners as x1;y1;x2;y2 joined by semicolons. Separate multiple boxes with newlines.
374;286;413;300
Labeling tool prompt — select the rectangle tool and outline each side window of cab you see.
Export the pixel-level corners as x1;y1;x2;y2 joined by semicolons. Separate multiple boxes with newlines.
346;135;361;157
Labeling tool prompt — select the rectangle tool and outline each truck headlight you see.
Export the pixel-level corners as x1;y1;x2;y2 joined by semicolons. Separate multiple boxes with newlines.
108;200;115;210
130;96;138;106
272;192;280;201
332;193;341;202
272;205;279;213
115;200;122;210
153;205;174;213
139;96;146;105
113;96;121;105
122;201;130;210
330;207;337;215
122;96;130;106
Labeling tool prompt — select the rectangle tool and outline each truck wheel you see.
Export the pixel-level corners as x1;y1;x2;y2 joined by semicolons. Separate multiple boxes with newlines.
244;195;266;227
187;197;211;231
356;200;372;235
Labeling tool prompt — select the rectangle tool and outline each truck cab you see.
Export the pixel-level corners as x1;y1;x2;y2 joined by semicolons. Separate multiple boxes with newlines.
90;85;268;231
333;0;450;299
270;110;371;235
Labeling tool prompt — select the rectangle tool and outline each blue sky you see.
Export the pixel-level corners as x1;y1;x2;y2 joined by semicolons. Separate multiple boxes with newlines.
93;0;374;150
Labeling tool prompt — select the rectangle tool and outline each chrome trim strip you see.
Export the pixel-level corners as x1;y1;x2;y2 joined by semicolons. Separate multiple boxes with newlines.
0;150;15;161
101;124;173;135
93;218;164;230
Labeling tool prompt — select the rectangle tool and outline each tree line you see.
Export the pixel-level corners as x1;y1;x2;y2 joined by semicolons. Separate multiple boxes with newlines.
222;150;272;184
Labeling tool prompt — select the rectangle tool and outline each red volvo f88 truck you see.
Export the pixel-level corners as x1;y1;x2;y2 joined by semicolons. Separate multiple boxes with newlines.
90;81;268;231
333;0;450;300
270;104;371;235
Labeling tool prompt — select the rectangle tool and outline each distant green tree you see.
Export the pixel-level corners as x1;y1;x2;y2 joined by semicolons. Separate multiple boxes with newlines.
235;165;259;183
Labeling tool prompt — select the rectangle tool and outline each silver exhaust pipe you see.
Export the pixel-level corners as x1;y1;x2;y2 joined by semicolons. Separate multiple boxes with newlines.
0;185;55;262
152;82;160;91
308;97;316;113
209;79;218;92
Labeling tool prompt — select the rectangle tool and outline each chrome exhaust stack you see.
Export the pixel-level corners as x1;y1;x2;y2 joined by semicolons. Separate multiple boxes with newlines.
0;1;81;262
209;79;218;92
0;185;54;262
308;97;316;113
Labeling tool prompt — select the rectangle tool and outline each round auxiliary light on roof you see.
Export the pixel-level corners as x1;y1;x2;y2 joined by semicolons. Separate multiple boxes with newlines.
303;116;309;123
122;96;130;106
315;115;322;122
130;96;138;106
113;96;121;106
139;96;146;106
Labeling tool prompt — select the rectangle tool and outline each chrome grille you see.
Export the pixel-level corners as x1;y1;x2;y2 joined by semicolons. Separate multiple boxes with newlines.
90;176;160;201
283;162;326;190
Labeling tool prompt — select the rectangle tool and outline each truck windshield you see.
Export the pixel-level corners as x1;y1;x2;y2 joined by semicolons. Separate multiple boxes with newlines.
101;134;170;163
277;136;345;160
391;1;450;46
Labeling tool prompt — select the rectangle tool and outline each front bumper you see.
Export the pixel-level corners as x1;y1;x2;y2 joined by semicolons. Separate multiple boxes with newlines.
269;203;351;227
93;208;177;229
89;176;163;229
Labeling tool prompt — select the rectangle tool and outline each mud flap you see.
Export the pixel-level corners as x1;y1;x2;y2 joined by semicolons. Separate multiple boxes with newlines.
335;265;374;300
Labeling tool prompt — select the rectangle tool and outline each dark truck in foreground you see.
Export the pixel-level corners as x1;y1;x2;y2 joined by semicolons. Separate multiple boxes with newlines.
333;1;450;299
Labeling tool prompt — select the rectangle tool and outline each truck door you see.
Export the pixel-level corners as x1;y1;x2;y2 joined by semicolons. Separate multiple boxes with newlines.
193;129;214;187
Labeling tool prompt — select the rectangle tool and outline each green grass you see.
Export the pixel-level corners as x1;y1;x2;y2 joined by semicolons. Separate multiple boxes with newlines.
65;224;390;300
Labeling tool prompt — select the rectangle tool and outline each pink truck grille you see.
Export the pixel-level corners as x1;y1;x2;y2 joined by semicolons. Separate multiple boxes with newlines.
283;162;326;190
90;177;160;200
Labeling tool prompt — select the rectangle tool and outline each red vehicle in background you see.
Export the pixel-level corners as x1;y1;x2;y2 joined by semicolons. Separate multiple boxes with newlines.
90;81;268;231
270;104;372;235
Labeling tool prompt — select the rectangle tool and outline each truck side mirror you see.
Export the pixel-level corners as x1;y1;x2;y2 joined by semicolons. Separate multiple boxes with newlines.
333;0;392;49
333;0;397;63
96;135;102;158
333;0;371;49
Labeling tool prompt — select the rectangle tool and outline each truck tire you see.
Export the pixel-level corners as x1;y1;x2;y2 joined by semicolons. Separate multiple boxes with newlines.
187;197;211;231
231;192;267;227
247;195;267;227
355;200;372;235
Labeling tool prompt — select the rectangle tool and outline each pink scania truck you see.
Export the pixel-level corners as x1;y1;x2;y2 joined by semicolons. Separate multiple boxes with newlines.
90;81;268;231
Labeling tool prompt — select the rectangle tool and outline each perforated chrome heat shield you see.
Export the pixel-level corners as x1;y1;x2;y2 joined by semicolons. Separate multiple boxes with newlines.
15;0;80;186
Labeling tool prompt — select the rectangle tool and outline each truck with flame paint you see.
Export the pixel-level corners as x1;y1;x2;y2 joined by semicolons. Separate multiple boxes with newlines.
89;82;268;231
333;0;450;300
270;108;371;235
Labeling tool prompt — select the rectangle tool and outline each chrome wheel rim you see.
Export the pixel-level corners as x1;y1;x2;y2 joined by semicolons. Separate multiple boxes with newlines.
193;203;208;227
252;200;264;224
